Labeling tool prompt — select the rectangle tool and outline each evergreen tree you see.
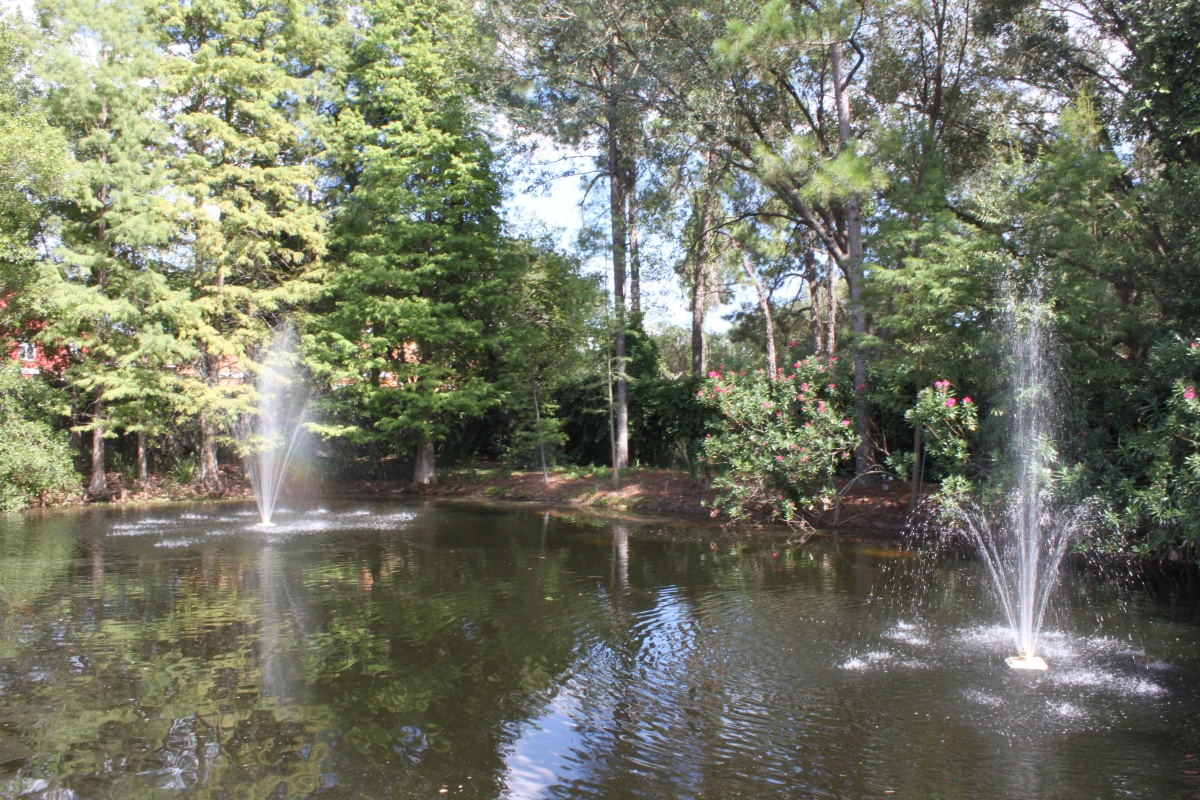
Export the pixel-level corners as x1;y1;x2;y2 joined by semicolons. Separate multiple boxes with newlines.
154;0;332;487
312;0;516;485
35;0;189;496
0;15;68;310
499;238;600;482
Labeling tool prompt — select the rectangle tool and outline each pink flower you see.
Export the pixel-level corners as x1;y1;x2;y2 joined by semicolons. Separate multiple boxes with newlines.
776;411;783;418
1192;342;1198;349
818;401;826;412
794;361;802;368
962;396;972;404
856;383;866;390
764;401;772;408
788;340;796;347
840;419;850;426
828;383;836;390
708;370;720;378
1186;386;1196;401
801;383;809;391
945;398;957;407
775;455;784;461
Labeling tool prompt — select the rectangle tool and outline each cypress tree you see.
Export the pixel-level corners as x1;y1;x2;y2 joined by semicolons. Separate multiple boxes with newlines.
155;0;331;488
313;0;515;485
36;0;188;496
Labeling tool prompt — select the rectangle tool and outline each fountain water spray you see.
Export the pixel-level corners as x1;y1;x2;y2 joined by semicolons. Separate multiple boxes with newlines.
948;292;1094;670
243;330;310;526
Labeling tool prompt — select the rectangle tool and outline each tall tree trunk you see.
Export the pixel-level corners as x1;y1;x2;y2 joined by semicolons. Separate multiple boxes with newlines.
803;249;825;359
533;382;548;487
827;254;838;358
741;249;777;375
626;158;641;319
606;335;619;489
137;430;148;483
691;172;715;375
831;40;872;477
413;438;436;486
607;104;630;471
198;347;220;490
89;398;107;496
691;252;709;374
910;422;923;509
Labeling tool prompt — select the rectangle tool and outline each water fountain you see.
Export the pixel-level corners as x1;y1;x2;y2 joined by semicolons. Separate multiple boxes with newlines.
242;330;310;526
947;293;1094;670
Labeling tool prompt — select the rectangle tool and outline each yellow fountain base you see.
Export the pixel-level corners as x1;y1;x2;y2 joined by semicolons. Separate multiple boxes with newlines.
1005;651;1048;670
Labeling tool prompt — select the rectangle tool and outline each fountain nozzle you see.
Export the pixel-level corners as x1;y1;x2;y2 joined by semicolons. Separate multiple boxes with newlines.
1005;647;1048;670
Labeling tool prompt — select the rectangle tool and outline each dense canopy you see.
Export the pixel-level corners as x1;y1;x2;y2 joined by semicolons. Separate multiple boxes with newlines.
1;0;1198;559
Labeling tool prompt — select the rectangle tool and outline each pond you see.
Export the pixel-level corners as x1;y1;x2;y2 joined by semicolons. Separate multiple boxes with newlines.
0;502;1197;799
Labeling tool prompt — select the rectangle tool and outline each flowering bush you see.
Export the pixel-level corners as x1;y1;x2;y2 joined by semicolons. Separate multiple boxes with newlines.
698;358;857;524
907;380;978;471
905;380;979;513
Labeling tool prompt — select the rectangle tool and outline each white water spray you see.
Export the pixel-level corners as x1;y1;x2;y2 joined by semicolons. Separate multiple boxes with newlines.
949;292;1094;670
243;330;309;526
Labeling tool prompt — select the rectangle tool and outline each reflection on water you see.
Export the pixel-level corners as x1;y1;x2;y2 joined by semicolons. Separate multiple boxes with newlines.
0;503;1197;799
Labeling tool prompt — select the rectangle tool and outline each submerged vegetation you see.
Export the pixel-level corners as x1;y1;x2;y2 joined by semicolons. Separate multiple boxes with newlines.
0;0;1198;560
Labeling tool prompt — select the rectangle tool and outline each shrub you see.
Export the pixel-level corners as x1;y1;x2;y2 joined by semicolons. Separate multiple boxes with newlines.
698;359;857;525
0;366;79;510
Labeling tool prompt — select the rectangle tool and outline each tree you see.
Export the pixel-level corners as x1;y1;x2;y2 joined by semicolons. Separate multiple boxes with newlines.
499;238;601;482
490;0;666;473
313;0;515;485
36;0;189;496
0;15;68;311
155;0;331;488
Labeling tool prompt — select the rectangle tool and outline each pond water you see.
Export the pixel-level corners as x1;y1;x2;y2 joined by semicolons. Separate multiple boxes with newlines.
0;502;1198;799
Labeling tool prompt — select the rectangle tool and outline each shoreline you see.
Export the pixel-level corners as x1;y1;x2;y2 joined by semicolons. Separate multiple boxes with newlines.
34;465;921;537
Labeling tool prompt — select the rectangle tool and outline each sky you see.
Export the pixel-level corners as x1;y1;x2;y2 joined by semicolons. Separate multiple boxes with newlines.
500;134;740;334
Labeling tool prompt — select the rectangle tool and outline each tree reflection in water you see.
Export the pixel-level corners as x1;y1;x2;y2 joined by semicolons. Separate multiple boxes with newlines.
0;505;1196;800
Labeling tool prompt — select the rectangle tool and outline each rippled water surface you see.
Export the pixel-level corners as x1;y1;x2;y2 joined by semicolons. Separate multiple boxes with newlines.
1;502;1198;799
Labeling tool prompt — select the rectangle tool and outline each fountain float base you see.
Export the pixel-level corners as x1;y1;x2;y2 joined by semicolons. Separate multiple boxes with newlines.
1005;649;1048;670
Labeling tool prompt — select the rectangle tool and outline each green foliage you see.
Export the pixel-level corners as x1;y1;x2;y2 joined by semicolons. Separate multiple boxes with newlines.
905;381;979;477
1126;0;1200;163
1079;338;1200;555
0;16;68;306
699;358;858;524
632;375;713;469
498;239;601;470
36;0;192;442
312;0;512;477
0;366;78;510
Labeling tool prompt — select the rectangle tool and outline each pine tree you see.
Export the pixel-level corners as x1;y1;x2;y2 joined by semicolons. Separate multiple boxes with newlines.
312;0;516;485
